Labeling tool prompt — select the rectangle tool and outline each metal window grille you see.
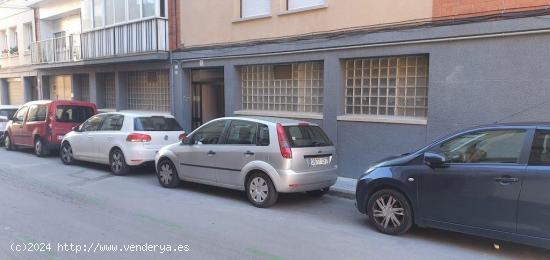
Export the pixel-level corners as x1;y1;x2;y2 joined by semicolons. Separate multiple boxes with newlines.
241;62;324;113
97;73;116;109
127;70;170;112
344;55;428;119
75;75;90;102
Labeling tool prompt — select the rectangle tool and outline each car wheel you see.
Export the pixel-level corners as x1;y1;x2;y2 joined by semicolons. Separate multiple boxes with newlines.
156;159;180;188
60;142;75;165
34;138;49;157
246;172;278;208
110;148;129;176
306;187;330;197
367;189;413;235
4;134;13;151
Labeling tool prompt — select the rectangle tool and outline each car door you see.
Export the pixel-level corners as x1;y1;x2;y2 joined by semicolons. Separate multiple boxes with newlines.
420;128;530;233
10;106;29;145
214;120;267;188
25;104;48;146
177;119;228;184
517;128;550;239
95;114;125;163
71;114;105;160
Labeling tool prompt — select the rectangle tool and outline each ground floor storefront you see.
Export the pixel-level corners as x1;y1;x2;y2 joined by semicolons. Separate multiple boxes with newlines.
170;15;550;178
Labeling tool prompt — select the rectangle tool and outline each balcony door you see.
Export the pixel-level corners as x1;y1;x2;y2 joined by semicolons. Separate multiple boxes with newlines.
53;31;67;61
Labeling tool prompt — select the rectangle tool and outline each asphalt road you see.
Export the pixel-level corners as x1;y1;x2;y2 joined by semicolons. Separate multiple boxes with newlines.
0;148;549;260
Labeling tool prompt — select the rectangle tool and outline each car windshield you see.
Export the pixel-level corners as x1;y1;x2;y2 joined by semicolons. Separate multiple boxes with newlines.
55;105;95;123
284;125;333;147
134;117;183;131
0;109;17;119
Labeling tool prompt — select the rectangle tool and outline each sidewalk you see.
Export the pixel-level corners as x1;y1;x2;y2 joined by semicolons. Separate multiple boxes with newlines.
328;177;357;199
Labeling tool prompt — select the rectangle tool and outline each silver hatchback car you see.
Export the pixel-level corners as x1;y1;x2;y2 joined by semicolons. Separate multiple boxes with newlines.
155;117;338;207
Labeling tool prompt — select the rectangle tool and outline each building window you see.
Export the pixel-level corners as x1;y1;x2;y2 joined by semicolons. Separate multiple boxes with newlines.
82;0;93;30
287;0;325;10
0;30;7;54
344;55;428;119
127;70;170;112
93;0;105;27
23;23;33;51
128;0;141;20
8;27;17;49
142;0;155;17
105;0;115;25
241;62;324;114
114;0;127;23
241;0;271;18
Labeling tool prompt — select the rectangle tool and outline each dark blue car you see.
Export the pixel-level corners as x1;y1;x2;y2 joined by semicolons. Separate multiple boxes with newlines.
356;123;550;249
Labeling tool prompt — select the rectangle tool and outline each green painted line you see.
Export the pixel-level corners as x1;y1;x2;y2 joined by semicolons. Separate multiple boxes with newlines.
246;247;285;260
135;213;183;231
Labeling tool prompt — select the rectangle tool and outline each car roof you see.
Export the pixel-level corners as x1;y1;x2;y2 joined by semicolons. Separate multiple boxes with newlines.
0;105;19;109
470;122;550;129
23;100;96;107
216;116;318;126
102;110;174;118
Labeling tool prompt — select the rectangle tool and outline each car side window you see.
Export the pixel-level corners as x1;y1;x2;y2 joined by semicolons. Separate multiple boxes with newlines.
431;129;527;164
100;115;124;131
529;130;550;166
191;120;227;145
257;124;270;146
225;120;258;145
80;115;104;132
13;106;29;122
27;105;47;122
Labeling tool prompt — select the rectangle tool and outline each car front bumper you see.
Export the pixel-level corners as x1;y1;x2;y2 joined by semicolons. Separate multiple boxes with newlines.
275;167;338;193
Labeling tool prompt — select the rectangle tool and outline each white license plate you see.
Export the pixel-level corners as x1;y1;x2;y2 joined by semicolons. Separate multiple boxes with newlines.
309;157;330;167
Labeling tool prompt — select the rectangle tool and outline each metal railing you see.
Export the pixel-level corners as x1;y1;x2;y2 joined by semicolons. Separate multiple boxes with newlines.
31;17;168;64
31;34;81;64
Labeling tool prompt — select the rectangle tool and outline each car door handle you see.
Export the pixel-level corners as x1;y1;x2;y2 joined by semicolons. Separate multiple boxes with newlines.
495;176;519;184
207;150;216;156
244;151;255;156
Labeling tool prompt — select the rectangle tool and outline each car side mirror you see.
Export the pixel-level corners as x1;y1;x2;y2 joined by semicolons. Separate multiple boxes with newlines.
424;152;447;168
72;126;81;132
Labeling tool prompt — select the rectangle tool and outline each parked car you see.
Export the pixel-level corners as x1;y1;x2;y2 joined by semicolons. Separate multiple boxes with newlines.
355;123;550;249
4;100;97;156
0;105;19;144
155;117;338;208
60;112;186;175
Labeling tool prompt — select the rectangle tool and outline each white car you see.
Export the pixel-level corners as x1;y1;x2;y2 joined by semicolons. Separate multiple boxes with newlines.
0;105;19;144
60;111;186;175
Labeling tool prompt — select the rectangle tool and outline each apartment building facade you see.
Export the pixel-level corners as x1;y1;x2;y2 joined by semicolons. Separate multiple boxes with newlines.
0;0;172;111
170;0;550;178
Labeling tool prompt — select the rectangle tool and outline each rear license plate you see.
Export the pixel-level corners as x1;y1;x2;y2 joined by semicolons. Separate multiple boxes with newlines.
309;157;330;167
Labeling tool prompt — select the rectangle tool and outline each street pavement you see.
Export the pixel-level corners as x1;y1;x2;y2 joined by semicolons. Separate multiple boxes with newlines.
0;148;548;260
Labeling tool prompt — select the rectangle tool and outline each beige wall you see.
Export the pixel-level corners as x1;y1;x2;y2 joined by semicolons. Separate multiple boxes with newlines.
179;0;433;48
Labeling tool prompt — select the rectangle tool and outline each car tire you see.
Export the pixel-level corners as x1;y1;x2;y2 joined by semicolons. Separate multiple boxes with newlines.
306;187;330;197
156;159;180;188
246;172;278;208
60;142;75;165
34;137;49;157
367;189;413;235
110;148;130;176
4;134;13;151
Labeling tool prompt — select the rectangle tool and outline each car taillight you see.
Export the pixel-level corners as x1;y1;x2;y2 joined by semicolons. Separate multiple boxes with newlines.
179;133;187;141
276;123;292;159
126;133;152;142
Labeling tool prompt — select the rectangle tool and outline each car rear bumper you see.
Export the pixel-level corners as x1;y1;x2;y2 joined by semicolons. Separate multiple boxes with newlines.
275;167;338;193
124;148;159;166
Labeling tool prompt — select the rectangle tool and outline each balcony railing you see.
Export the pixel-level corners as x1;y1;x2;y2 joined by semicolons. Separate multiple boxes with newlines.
31;17;168;65
31;35;81;64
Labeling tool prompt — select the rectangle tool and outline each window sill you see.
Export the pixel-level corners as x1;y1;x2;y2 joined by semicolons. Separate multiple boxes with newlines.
235;110;323;120
337;115;427;125
233;14;272;23
278;4;328;16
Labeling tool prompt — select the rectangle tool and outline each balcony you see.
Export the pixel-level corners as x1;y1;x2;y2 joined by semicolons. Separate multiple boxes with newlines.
31;17;168;65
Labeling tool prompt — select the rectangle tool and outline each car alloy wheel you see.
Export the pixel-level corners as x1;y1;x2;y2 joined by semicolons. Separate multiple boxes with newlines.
246;172;278;208
157;159;180;188
110;149;129;175
4;135;12;150
35;138;48;157
367;189;413;235
60;143;74;165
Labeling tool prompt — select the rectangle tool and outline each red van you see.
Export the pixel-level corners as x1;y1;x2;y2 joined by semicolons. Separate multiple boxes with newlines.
4;100;97;156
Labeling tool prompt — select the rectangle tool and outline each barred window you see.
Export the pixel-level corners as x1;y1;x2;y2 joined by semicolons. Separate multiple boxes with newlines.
127;70;170;112
345;55;428;119
241;62;324;114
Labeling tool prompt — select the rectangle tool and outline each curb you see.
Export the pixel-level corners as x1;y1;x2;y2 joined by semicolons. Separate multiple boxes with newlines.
328;187;355;200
